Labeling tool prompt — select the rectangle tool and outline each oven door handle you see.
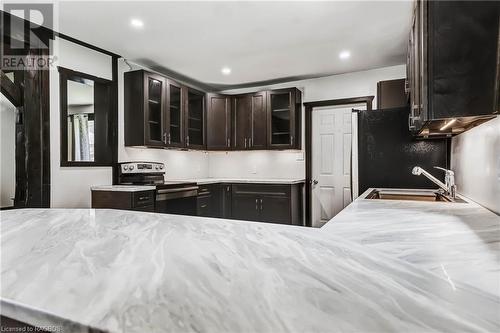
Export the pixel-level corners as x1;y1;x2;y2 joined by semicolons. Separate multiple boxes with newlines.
156;186;199;194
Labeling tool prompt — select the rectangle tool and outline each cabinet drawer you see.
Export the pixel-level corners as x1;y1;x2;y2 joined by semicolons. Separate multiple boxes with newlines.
197;195;211;217
198;185;212;196
231;184;290;197
133;191;155;208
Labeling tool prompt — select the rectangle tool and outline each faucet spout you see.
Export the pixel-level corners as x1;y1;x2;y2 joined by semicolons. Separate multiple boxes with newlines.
412;166;456;199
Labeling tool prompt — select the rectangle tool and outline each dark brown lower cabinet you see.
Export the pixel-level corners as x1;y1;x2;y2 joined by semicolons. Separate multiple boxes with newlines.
91;190;155;212
230;183;302;225
197;184;223;218
231;192;261;222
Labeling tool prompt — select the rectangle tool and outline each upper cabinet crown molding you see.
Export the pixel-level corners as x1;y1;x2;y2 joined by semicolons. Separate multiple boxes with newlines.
125;69;302;151
407;0;500;138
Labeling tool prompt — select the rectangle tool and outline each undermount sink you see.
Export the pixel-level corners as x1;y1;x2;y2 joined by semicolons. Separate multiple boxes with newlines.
365;189;466;203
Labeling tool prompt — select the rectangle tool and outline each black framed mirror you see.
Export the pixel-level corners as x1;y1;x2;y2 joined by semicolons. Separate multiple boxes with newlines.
59;67;114;167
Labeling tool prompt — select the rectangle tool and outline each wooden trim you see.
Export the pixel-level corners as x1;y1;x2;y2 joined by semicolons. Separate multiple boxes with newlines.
303;95;374;109
1;10;121;58
58;66;115;167
0;70;22;107
304;96;374;227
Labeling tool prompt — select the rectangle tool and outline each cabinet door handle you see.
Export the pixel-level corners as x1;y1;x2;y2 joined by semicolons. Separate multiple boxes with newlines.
163;132;167;144
227;138;230;147
168;133;171;145
245;138;247;148
249;137;252;148
290;135;294;146
255;198;258;211
186;135;190;146
260;198;263;211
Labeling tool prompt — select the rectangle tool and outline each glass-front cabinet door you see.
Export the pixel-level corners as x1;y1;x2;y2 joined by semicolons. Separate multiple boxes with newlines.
145;73;166;146
267;89;297;149
185;88;205;149
166;80;183;147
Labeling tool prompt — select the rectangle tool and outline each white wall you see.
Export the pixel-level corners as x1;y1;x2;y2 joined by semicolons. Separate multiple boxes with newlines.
50;47;210;208
451;117;500;214
208;65;406;179
50;37;113;208
0;95;16;208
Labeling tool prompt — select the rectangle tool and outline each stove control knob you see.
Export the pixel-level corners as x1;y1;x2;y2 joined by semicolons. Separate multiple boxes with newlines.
129;165;134;171
123;165;129;170
159;165;164;170
155;165;159;170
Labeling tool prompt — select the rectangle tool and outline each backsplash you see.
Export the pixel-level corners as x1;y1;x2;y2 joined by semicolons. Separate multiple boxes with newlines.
208;151;305;179
451;116;500;214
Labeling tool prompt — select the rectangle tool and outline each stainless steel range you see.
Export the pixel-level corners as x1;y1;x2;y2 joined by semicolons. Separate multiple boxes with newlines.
117;162;199;215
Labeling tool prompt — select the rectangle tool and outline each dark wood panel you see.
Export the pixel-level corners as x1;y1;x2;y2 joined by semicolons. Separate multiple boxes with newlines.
377;79;408;109
231;192;260;222
206;94;231;150
428;0;499;119
166;79;185;148
124;70;146;146
266;88;301;149
92;191;132;209
184;87;206;149
0;70;22;107
250;92;267;149
260;195;290;224
232;94;251;150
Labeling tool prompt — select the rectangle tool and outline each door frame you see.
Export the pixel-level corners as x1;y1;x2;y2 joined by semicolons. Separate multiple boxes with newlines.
304;96;374;227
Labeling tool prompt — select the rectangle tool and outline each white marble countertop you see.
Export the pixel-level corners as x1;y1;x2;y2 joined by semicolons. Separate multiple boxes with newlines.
1;208;499;332
170;178;306;185
323;188;500;294
91;185;156;192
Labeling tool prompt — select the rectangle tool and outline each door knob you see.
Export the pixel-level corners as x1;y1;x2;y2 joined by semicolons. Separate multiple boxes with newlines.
312;180;318;185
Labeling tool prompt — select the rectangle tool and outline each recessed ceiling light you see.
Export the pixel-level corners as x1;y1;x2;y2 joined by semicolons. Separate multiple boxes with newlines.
339;50;351;60
130;18;144;28
221;67;231;75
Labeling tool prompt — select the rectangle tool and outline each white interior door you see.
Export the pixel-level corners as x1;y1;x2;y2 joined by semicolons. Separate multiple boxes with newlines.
311;106;355;227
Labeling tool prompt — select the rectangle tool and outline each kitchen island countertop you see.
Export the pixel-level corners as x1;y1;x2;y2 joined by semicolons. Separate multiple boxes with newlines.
323;189;500;294
1;207;499;332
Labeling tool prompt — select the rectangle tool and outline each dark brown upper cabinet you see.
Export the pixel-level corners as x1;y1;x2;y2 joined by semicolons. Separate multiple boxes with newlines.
232;94;251;150
267;88;301;149
165;79;184;148
124;70;167;147
231;92;268;150
185;87;206;149
377;79;408;109
249;92;267;149
206;94;231;150
125;69;301;151
407;0;499;138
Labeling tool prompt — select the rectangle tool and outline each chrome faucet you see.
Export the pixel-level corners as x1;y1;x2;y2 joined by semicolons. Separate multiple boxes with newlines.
412;166;456;199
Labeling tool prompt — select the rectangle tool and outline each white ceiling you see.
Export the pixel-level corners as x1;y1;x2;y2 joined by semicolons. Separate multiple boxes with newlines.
55;1;413;89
